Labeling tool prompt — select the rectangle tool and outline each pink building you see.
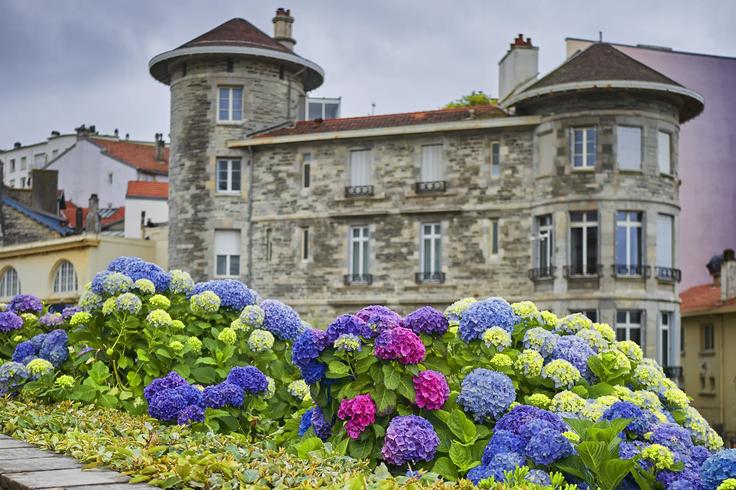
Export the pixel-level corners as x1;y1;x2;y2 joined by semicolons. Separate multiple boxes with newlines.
566;39;736;288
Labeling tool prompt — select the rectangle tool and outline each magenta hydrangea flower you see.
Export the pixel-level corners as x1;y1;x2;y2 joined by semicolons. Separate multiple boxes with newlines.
403;306;449;336
374;327;426;364
337;394;376;439
413;370;450;410
354;305;403;336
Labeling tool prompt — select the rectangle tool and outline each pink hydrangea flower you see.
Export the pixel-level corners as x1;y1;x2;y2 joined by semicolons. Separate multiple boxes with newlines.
413;370;450;410
338;394;376;439
374;327;426;364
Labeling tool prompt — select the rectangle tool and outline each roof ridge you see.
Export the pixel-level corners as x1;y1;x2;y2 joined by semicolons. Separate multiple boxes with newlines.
296;104;503;125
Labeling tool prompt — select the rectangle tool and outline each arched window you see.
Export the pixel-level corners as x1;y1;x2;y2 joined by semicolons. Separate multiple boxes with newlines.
0;268;20;297
52;260;78;294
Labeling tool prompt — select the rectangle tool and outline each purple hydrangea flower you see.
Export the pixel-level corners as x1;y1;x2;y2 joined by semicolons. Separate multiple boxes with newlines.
403;306;449;336
650;423;694;455
203;382;244;409
38;313;64;328
29;333;47;350
457;368;515;422
311;406;333;441
259;299;304;340
482;430;525;465
619;440;645;460
148;388;190;422
494;405;568;434
191;280;255;311
325;314;372;343
177;405;205;425
525;427;574;465
551;335;596;379
354;305;403;336
8;294;43;315
301;361;327;385
381;415;439;466
601;402;655;437
61;306;82;321
226;366;268;394
458;297;518;342
0;311;24;332
144;371;188;403
374;327;426;364
12;341;37;364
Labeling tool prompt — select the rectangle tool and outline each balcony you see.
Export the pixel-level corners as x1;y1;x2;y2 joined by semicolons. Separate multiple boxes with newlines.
563;264;603;278
664;366;683;381
415;271;445;284
414;181;447;194
612;264;651;278
344;185;374;198
343;274;373;285
655;266;682;282
528;266;556;281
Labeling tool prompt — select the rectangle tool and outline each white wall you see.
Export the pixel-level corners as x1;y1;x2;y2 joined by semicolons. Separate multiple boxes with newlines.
124;197;169;238
1;134;77;188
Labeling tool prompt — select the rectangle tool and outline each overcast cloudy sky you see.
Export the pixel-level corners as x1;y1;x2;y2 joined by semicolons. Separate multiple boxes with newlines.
1;0;734;149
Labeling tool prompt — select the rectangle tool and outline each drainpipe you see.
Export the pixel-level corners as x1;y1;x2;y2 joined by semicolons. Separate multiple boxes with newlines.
287;67;307;121
247;146;255;285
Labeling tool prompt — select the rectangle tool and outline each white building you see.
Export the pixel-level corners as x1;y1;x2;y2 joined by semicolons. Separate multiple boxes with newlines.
1;131;77;188
124;181;168;239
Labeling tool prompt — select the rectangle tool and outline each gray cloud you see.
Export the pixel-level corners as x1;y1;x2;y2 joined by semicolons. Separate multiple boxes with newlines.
1;0;734;148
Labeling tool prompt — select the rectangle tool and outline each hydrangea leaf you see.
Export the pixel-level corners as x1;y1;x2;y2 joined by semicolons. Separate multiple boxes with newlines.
447;409;476;444
431;456;458;481
382;365;400;390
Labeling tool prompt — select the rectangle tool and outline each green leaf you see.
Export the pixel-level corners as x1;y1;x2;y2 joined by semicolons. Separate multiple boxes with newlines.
395;376;415;403
69;384;97;403
293;436;323;459
447;409;476;444
577;441;607;473
554;455;587;480
126;371;142;387
374;385;397;414
354;354;377;374
431;456;458;481
88;361;110;385
155;348;171;359
347;437;374;459
449;441;475;471
382;365;400;390
598;459;635;490
98;394;119;409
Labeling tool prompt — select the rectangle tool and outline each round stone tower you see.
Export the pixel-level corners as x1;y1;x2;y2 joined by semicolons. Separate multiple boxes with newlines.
149;9;323;280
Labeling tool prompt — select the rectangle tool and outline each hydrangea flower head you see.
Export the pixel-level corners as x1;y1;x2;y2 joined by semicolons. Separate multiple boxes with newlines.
26;358;54;377
458;368;515;422
354;305;403;335
115;293;142;315
61;306;81;321
526;428;574;465
69;311;92;326
515;349;544;378
512;300;540;320
260;299;303;341
526;470;552;487
226;365;268;394
240;305;265;329
641;443;675;471
169;340;184;352
292;328;328;384
133;278;155;296
540;310;559;328
601;401;655;436
78;289;103;311
287;380;310;401
247;329;274;352
190;291;221;315
20;313;37;323
186;336;202;354
482;326;512;351
218;327;237;345
191;280;255;310
494;405;569;435
631;359;666;391
149;294;171;310
523;327;558;357
467;453;525;485
311;406;333;441
719;479;736;490
592;322;616;342
616;340;644;363
549;390;587;415
444;297;477;326
527;393;551;409
203;382;244;408
39;329;68;367
334;333;361;352
325;314;372;343
374;327;426;364
542;359;581;389
101;272;134;296
663;387;689;409
8;294;43;315
555;313;593;335
146;309;172;328
144;371;188;403
551;335;595;378
0;362;29;395
576;328;608;352
108;257;171;293
490;353;513;370
0;311;24;332
12;341;36;364
54;374;75;388
177;405;205;425
649;423;693;455
38;312;64;328
298;408;314;436
101;297;116;316
338;394;376;439
403;306;448;336
169;270;194;295
482;430;525;464
413;370;449;410
381;415;439;466
459;297;518;342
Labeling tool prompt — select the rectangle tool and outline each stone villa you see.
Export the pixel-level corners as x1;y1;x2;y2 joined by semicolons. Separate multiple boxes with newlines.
149;9;704;373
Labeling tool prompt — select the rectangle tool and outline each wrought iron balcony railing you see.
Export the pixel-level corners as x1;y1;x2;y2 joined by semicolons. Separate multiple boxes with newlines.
563;264;603;278
612;264;651;278
415;271;445;284
655;266;682;282
343;274;373;285
415;181;447;194
344;185;374;198
528;266;556;281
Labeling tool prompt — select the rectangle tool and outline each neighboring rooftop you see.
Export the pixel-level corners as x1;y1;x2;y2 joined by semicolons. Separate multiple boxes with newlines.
89;138;169;175
126;181;169;200
2;195;72;236
681;283;736;315
62;201;125;230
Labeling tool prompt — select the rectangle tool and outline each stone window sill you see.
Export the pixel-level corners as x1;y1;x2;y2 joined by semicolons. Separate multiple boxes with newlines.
333;192;387;203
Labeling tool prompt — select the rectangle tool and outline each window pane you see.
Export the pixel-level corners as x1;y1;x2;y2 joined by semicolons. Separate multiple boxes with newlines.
231;88;243;120
658;131;671;174
361;239;369;275
656;214;674;267
217;161;229;191
350;150;371;186
616;225;627;266
570;228;583;268
617;126;642;170
308;102;322;120
351;240;360;274
229;255;240;276
630;328;641;345
491;143;500;177
586;128;597;167
491;220;499;255
586;225;598;270
219;88;230;120
434;235;442;272
630;226;641;267
617;311;627;323
216;255;227;275
423;238;431;272
231;161;241;191
616;328;627;342
324;103;339;119
302;229;309;260
421;145;443;181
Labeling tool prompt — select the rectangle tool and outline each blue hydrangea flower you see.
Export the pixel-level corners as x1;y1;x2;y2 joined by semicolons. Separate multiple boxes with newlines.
301;361;327;385
38;313;64;328
61;306;82;321
0;362;29;395
702;449;736;490
381;415;440;466
144;371;188;403
260;299;304;340
147;385;199;422
8;294;43;315
0;311;24;332
482;430;525;465
354;305;403;336
12;341;37;365
192;280;255;310
526;428;574;465
523;327;559;357
551;335;595;378
298;408;314;436
311;406;332;441
467;452;525;485
619;440;645;459
39;329;69;367
650;423;694;455
526;470;552;486
494;405;568;435
203;382;244;409
458;368;515;422
108;257;171;293
403;306;449;336
458;297;518;342
29;333;47;350
324;314;372;344
226;366;268;394
100;272;133;296
601;401;655;437
177;405;205;425
292;328;328;384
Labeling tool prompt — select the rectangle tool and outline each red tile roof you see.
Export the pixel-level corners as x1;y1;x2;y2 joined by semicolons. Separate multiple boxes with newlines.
259;105;507;138
680;283;736;315
126;181;169;200
62;201;125;230
179;18;289;53
89;138;169;175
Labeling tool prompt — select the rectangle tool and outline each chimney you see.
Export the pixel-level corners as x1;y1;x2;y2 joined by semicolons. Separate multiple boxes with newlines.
30;169;59;215
722;249;736;301
85;194;101;234
154;133;165;161
50;130;60;137
272;8;296;51
75;124;91;138
13;142;21;149
114;128;119;138
498;34;539;102
75;207;83;234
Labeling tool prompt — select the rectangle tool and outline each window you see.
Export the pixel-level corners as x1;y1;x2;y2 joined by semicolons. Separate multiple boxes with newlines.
535;214;553;272
52;260;78;294
307;97;340;120
33;153;47;168
302;153;311;189
218;86;243;122
569;211;598;275
491;142;501;178
702;324;715;352
538;132;554;174
615;211;644;275
581;310;598;323
616;310;642;345
301;227;310;261
570;127;596;168
20;177;26;188
9;159;15;173
265;228;273;263
349;149;372;187
420;223;442;274
617;126;642;170
658;131;672;174
348;226;370;280
490;219;500;256
660;312;672;368
656;214;674;279
214;230;241;277
420;144;443;182
107;172;114;185
0;268;20;297
216;158;241;193
20;156;27;170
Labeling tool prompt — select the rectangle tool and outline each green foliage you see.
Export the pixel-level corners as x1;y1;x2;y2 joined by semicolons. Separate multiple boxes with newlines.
445;91;496;108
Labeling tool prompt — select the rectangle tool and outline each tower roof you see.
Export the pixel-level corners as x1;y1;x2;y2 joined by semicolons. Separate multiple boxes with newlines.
178;18;290;53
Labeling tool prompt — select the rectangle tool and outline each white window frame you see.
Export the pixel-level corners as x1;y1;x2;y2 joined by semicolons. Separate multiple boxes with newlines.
420;223;442;274
615;211;644;274
20;156;27;171
214;230;241;277
216;158;242;193
217;86;244;123
420;144;443;182
570;127;597;169
302;153;312;189
348;226;370;277
569;211;598;274
616;310;643;346
0;268;20;298
702;323;715;352
491;141;501;178
658;131;672;174
52;261;78;294
535;214;553;270
616;126;642;171
306;97;341;120
659;311;672;368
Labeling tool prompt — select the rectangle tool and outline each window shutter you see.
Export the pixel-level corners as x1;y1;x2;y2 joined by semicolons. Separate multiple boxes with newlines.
656;214;673;267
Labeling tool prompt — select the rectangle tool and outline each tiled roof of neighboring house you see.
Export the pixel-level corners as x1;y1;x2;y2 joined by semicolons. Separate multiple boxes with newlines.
526;43;683;91
126;181;169;200
179;18;289;53
62;201;125;230
258;105;507;137
2;196;72;236
680;283;736;315
89;138;169;175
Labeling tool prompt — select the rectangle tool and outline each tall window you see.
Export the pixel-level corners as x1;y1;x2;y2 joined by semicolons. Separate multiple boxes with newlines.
702;324;715;352
216;158;241;193
214;230;241;277
570;128;596;168
349;226;370;281
300;227;310;261
656;214;674;278
659;312;672;368
491;142;501;178
538;132;554;174
420;144;443;182
34;153;47;168
218;86;243;122
616;310;642;345
569;211;598;275
20;157;27;170
420;223;442;275
9;159;15;172
615;211;643;275
490;219;500;256
658;131;672;174
535;214;553;272
302;153;311;189
617;126;642;170
0;268;20;297
52;260;78;294
265;228;273;263
349;149;372;187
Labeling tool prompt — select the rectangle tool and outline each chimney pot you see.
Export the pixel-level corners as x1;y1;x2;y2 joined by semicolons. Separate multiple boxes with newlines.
272;8;296;51
85;194;101;234
498;33;539;101
114;129;119;138
13;142;21;149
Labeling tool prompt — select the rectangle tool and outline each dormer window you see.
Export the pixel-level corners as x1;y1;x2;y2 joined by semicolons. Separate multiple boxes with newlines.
570;127;596;169
218;86;243;122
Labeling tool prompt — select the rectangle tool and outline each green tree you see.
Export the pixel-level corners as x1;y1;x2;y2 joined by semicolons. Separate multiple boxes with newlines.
445;90;496;108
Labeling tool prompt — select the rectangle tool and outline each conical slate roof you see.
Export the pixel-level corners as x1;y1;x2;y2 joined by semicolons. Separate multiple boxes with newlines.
178;18;290;53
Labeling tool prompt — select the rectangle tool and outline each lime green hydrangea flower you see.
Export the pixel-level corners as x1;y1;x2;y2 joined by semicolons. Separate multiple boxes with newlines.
27;358;54;377
515;349;544;378
511;301;539;320
169;340;184;353
562;431;580;443
490;353;513;370
555;313;592;335
133;278;155;296
115;292;142;315
187;336;202;354
13;335;23;343
287;380;311;401
230;319;246;331
582;395;619;420
101;297;116;316
262;377;276;399
21;313;38;323
592;322;616;342
527;393;551;409
576;328;608;351
630;390;662;410
70;311;92;326
542;359;581;389
218;327;237;345
190;291;220;315
596;349;632;372
662;387;689;409
481;326;512;351
169;270;195;295
444;297;477;326
718;479;736;490
631;360;666;391
0;303;6;312
240;305;265;329
171;320;185;330
149;294;171;310
334;334;362;352
549;390;587;415
54;374;75;388
612;385;634;400
146;309;172;329
615;340;643;363
540;310;559;328
248;329;275;353
640;444;674;471
706;427;724;451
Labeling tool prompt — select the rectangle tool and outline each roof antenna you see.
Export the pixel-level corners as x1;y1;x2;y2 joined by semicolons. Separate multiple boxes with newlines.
598;31;603;43
370;102;376;116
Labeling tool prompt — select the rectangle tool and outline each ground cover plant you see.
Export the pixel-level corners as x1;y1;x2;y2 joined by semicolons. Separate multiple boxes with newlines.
1;256;736;489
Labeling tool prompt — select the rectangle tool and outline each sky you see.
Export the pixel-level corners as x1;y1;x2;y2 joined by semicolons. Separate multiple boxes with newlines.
1;0;735;149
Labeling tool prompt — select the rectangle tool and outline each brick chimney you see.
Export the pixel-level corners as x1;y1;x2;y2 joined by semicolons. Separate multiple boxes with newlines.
85;194;101;234
498;34;539;102
154;133;165;162
722;249;736;301
272;8;296;51
30;169;59;215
